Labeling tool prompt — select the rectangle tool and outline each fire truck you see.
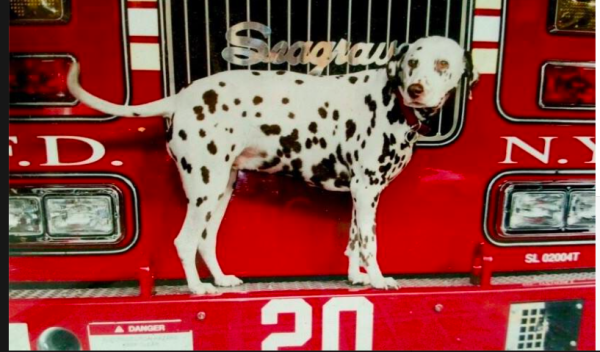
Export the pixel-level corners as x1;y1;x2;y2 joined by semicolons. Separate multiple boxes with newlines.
8;0;595;350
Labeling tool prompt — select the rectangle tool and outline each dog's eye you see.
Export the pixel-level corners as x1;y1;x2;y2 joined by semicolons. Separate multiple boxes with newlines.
407;59;418;69
436;60;449;71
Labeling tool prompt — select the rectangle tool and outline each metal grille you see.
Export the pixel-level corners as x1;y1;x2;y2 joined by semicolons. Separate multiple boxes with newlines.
506;302;549;351
166;0;473;145
9;272;594;300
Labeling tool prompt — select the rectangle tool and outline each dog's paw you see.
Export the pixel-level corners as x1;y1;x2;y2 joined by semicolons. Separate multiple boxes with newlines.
215;275;243;287
348;272;371;286
188;282;218;295
369;276;400;290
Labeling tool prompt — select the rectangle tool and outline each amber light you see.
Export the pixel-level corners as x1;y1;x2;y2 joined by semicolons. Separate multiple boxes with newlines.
540;62;595;109
9;55;77;106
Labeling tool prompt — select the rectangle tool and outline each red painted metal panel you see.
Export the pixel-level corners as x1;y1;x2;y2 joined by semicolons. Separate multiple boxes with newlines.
8;282;596;350
498;0;595;120
9;0;127;117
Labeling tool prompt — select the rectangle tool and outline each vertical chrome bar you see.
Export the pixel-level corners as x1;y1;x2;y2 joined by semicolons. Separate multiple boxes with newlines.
438;0;452;136
327;0;332;75
287;0;291;71
366;0;372;43
425;0;431;37
445;0;451;37
226;0;231;70
183;0;192;83
204;0;211;75
386;0;391;49
307;0;312;73
346;0;352;74
163;0;176;94
405;0;411;43
247;0;251;70
267;0;271;71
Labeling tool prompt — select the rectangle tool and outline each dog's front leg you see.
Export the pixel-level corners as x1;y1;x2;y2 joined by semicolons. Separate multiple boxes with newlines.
349;183;399;290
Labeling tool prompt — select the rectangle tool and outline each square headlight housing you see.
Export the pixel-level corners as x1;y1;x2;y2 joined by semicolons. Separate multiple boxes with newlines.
9;186;122;244
503;184;595;236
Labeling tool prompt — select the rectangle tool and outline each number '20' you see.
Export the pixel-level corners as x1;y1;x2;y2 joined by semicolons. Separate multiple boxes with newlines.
261;297;374;350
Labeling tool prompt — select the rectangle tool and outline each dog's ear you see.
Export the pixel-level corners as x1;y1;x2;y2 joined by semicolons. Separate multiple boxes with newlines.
387;43;410;82
463;50;480;89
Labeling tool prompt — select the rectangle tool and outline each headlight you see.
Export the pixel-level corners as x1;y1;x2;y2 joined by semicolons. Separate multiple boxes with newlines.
503;185;595;235
507;192;567;231
46;196;115;236
567;191;595;229
8;186;122;245
9;197;43;236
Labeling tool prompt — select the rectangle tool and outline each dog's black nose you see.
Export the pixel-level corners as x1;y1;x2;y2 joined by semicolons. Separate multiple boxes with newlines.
407;84;424;99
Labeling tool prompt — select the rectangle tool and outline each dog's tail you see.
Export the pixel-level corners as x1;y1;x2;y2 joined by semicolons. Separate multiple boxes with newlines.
67;62;175;117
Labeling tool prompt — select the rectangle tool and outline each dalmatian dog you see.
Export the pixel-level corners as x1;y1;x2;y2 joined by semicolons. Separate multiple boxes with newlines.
68;36;478;294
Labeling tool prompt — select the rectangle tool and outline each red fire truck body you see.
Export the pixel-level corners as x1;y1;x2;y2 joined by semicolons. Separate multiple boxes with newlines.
9;0;595;350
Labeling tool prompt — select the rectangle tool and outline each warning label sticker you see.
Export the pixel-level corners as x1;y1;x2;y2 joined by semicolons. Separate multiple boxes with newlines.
88;320;193;350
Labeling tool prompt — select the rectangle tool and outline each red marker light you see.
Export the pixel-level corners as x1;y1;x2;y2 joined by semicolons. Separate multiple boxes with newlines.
540;62;595;109
9;55;77;106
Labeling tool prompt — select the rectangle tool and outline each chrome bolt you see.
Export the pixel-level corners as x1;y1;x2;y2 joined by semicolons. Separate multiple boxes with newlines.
570;341;577;347
197;312;206;320
434;304;443;313
576;303;583;310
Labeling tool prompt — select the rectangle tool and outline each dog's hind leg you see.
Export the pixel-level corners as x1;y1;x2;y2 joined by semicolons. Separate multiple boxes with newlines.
197;168;243;287
174;205;218;295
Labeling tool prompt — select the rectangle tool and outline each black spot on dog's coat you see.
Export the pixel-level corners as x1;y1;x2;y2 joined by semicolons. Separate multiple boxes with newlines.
181;157;192;173
206;212;212;221
207;141;218;154
295;80;304;85
194;106;205;120
279;129;301;157
242;111;247;117
387;97;405;125
202;229;207;239
203;90;218;113
276;70;286;75
201;166;210;184
333;110;339;121
259;157;281;170
255;112;262;118
310;154;337;186
308;122;318;133
222;104;229;111
219;82;226;87
305;138;313;149
349;76;358;84
318;107;327;119
364;75;370;83
252;71;260;76
234;98;241;105
345;120;356;141
261;124;282;135
196;197;204;207
253;96;263;105
282;98;290;104
199;129;206;138
288;112;295;119
319;138;327;149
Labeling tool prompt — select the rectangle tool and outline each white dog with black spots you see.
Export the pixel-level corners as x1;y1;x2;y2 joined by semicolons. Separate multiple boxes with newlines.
68;36;478;294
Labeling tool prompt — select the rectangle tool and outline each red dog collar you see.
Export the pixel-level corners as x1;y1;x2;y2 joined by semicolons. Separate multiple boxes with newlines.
394;90;432;135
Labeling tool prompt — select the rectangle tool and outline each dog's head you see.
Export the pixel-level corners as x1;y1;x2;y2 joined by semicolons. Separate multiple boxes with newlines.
387;36;478;116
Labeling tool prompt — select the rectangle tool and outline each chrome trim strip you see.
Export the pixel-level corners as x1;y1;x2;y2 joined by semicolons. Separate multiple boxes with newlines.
9;173;140;256
482;169;595;247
